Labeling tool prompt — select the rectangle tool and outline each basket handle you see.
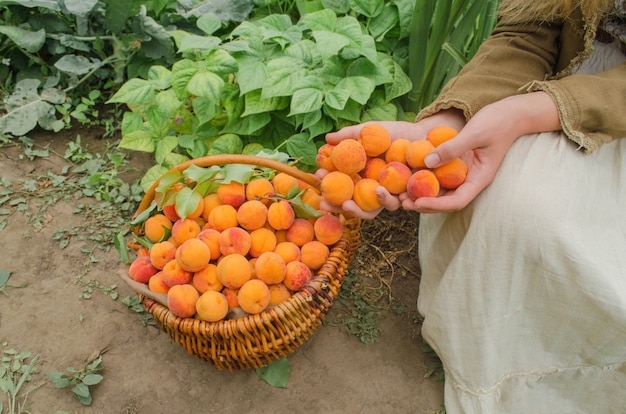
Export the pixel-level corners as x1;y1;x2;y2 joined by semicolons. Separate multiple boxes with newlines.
136;154;321;216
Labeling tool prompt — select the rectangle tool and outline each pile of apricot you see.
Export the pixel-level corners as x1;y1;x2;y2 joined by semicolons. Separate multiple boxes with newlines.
127;171;344;321
316;124;468;211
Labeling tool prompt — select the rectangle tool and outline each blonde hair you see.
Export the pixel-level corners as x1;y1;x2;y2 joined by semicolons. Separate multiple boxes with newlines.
498;0;613;22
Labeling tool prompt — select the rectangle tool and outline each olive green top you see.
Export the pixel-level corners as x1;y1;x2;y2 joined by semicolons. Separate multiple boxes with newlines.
416;3;626;153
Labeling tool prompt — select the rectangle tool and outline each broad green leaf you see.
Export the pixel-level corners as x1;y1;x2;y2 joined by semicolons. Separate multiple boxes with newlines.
187;71;225;100
284;134;317;166
220;112;271;135
235;56;267;95
104;0;142;34
155;90;182;119
309;30;351;58
221;164;256;185
155;170;183;193
45;372;71;388
107;78;155;104
72;382;91;398
64;0;98;15
183;165;221;184
154;136;179;165
299;9;336;31
205;49;238;75
256;357;290;388
321;0;350;13
82;373;103;386
349;0;384;17
147;66;172;90
141;165;170;192
334;76;375;105
0;1;59;10
207;134;244;155
325;88;350;110
242;90;288;116
174;187;202;219
289;88;323;116
179;35;221;52
170;59;200;98
179;134;208;159
0;26;45;53
0;269;11;287
346;56;391;85
118;130;155;152
197;13;222;35
54;55;102;76
381;58;412;101
262;57;306;98
369;4;398;41
192;96;219;125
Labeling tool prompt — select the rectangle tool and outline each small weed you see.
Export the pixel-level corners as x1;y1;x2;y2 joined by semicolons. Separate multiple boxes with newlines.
73;276;118;301
121;295;155;327
0;270;27;297
0;343;44;414
422;341;445;383
46;355;103;406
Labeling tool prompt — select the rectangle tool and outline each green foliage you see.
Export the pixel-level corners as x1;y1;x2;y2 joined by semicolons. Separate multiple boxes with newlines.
0;269;27;297
45;356;103;406
0;345;43;414
256;357;291;388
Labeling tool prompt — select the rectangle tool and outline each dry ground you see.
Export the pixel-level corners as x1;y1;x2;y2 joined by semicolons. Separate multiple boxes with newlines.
0;127;444;414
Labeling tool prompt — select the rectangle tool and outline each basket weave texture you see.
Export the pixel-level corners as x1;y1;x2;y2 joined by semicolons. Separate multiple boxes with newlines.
126;155;361;371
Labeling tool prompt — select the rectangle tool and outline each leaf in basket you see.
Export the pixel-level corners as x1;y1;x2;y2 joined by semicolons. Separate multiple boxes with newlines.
182;164;221;184
221;163;256;185
256;357;290;388
114;230;131;264
155;170;182;194
174;187;203;219
288;189;323;219
129;202;157;226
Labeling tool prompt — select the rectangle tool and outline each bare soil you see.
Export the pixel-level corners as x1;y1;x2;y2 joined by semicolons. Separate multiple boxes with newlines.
0;128;444;414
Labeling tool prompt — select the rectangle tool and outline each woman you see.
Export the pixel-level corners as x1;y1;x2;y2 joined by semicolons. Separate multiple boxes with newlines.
322;0;626;412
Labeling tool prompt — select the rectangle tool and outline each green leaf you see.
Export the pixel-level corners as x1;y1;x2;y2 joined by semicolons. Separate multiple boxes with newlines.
289;88;323;116
256;357;290;388
187;71;225;100
54;55;102;76
174;187;202;219
221;164;256;185
118;130;155;153
179;35;221;52
284;134;318;167
0;270;11;287
349;0;384;17
82;373;103;386
107;78;155;105
46;372;71;389
197;13;222;35
0;26;45;53
207;134;244;155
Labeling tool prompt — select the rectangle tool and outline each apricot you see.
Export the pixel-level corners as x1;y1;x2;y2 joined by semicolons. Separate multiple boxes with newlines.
219;226;252;256
162;259;193;287
273;241;301;264
406;139;436;169
167;283;199;318
301;187;321;210
128;256;159;283
249;227;277;258
361;157;387;181
285;218;315;247
385;138;410;164
274;229;288;244
313;214;344;246
175;238;211;272
406;169;440;199
144;214;173;243
238;279;271;314
267;199;295;230
331;139;367;175
222;287;240;308
162;203;180;222
216;253;251;289
200;193;221;222
300;240;330;271
197;229;221;261
283;260;312;291
171;218;201;245
426;125;458;147
320;171;355;207
236;199;268;231
254;251;287;285
352;178;383;212
358;123;391;157
207;204;238;232
216;181;246;208
378;161;412;195
433;158;468;190
272;172;299;196
149;241;177;270
195;290;229;322
315;143;337;171
192;263;223;293
245;177;275;205
148;272;170;294
268;283;292;305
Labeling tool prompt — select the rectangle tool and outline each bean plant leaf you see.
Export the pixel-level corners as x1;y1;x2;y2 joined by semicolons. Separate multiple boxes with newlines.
0;26;46;52
0;269;11;287
256;357;290;388
174;186;202;219
0;0;60;10
54;55;102;76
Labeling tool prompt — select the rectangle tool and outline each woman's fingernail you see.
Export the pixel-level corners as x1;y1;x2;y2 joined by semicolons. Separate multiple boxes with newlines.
424;153;440;168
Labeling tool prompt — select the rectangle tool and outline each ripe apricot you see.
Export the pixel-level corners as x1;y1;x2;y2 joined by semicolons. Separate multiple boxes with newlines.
361;157;387;181
385;138;410;164
320;171;355;207
217;181;246;208
352;178;382;212
128;256;159;283
268;283;292;305
406;169;440;199
313;214;344;246
255;251;287;285
238;279;271;315
236;199;268;231
245;178;275;205
144;214;173;243
301;187;321;210
315;143;337;171
192;263;223;293
162;203;180;222
171;218;201;245
197;229;221;261
148;272;170;294
218;226;252;256
162;259;193;287
195;290;229;322
201;193;221;222
216;253;251;289
249;227;277;258
358;124;391;157
222;287;240;308
175;238;211;272
167;284;199;318
300;240;329;270
406;139;436;169
283;260;312;291
272;172;299;196
267;199;295;230
207;204;238;232
149;240;177;270
433;158;468;189
273;241;301;264
331;139;367;175
378;161;412;195
285;218;315;247
426;125;458;147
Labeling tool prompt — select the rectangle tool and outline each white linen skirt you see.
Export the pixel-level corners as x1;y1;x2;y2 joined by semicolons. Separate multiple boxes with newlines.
416;41;626;413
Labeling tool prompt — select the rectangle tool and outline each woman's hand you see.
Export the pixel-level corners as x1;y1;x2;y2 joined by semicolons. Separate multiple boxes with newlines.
403;92;561;213
318;109;467;219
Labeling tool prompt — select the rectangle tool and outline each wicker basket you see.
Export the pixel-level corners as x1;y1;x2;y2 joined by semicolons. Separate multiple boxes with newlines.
121;154;361;371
